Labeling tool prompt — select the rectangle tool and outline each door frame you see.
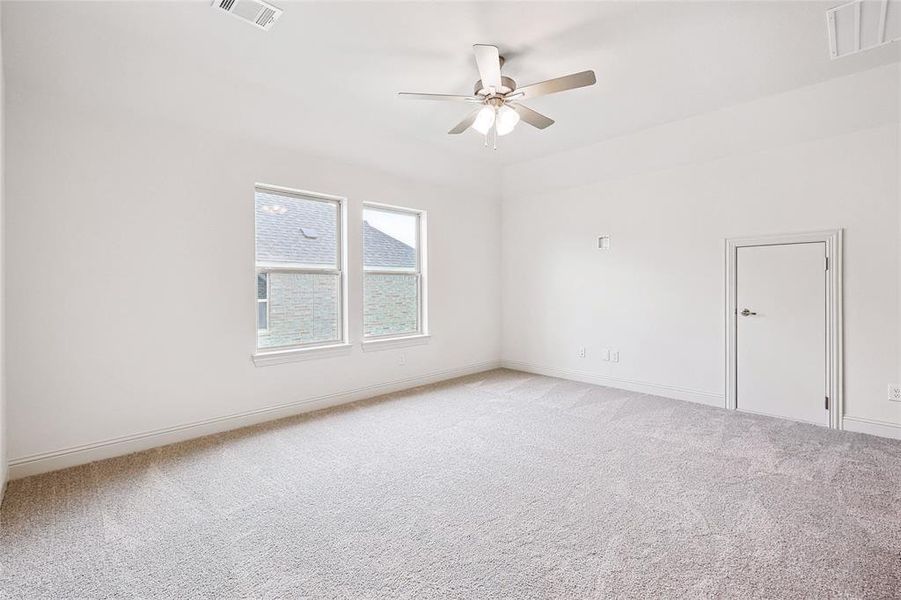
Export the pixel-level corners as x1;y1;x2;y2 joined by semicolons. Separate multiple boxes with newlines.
724;229;843;429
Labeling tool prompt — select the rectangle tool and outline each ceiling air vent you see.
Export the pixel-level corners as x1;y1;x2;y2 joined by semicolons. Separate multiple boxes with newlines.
212;0;282;31
827;0;901;58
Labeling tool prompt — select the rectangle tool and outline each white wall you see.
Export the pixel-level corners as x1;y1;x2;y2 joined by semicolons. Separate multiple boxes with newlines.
0;2;7;497
4;20;900;482
501;63;901;433
4;83;501;477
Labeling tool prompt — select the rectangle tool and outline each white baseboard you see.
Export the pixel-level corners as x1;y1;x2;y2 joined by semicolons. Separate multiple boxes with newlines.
502;360;724;407
842;415;901;440
504;361;901;442
8;360;500;480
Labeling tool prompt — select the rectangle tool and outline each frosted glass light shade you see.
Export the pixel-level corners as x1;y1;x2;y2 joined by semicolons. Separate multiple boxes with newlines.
472;105;496;135
496;105;520;136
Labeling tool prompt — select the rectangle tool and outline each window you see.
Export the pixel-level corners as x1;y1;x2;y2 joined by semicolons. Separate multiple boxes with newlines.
363;204;426;339
255;186;345;352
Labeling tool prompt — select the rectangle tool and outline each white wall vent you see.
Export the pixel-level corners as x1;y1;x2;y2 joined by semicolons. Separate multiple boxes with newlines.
212;0;283;31
827;0;901;58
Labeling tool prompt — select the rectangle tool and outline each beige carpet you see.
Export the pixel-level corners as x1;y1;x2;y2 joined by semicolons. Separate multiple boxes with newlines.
2;369;900;598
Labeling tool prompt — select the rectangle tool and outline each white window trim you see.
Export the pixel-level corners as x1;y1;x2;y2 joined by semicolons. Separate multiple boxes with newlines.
361;202;429;344
252;342;352;367
253;184;349;365
361;333;431;352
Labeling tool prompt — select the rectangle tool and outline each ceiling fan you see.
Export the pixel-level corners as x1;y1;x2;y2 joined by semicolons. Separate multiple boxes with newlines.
398;44;597;147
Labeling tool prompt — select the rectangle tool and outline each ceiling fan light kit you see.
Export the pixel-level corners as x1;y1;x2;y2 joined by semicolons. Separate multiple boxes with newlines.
399;44;597;148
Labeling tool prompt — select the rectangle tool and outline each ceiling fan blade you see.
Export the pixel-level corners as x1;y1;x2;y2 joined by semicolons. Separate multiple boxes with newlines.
512;104;555;129
398;92;479;102
515;70;597;99
448;108;481;134
473;44;502;89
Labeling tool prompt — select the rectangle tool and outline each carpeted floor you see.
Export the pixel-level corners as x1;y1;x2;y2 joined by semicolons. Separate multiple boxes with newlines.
2;369;900;599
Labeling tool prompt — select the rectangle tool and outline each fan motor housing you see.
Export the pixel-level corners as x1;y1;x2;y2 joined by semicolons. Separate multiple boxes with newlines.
474;76;516;97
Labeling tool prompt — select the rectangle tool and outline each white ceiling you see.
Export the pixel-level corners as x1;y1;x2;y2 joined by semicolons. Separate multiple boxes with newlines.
4;1;900;177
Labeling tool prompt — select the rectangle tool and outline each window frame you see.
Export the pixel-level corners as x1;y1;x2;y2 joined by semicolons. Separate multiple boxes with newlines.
361;202;428;343
253;184;349;362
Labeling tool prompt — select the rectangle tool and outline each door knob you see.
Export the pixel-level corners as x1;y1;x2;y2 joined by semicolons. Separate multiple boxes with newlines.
740;308;757;316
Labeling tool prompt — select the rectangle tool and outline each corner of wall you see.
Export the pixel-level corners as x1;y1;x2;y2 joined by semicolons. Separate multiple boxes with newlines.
0;0;8;504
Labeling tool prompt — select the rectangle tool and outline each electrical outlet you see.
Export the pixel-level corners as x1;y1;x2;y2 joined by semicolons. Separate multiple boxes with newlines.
601;349;610;361
578;347;586;359
611;350;620;363
398;353;406;366
889;384;901;402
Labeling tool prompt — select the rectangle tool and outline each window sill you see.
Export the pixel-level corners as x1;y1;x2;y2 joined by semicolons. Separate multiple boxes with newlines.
252;343;352;367
361;334;431;352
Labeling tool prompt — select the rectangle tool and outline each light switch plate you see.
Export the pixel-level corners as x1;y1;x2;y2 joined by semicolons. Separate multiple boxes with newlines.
601;349;610;361
611;350;620;363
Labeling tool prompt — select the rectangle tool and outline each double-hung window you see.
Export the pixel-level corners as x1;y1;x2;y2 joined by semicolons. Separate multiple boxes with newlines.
362;204;426;339
255;185;345;352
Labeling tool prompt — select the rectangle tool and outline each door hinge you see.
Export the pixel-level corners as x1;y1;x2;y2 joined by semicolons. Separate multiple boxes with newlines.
825;257;829;271
825;396;830;410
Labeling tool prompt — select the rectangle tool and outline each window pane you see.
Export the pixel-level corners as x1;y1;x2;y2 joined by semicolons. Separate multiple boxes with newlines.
257;301;268;331
363;208;417;269
257;273;268;300
256;191;338;269
364;273;418;337
257;272;340;349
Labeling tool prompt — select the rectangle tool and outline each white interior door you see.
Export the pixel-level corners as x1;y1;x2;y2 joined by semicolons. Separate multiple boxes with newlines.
736;242;827;425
